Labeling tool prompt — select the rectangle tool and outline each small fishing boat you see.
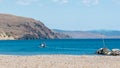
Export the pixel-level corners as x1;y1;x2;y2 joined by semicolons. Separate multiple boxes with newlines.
40;42;46;48
96;37;120;56
96;35;111;55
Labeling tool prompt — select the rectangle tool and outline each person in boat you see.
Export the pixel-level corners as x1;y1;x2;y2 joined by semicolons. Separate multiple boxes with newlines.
40;42;46;48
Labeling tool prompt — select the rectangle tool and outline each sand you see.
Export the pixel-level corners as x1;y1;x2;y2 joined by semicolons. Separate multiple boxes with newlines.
0;55;120;68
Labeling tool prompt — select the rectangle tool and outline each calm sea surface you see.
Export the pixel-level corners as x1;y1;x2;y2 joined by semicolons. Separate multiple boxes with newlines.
0;39;120;55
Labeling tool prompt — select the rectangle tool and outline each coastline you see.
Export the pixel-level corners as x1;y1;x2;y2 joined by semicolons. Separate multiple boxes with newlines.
0;55;120;68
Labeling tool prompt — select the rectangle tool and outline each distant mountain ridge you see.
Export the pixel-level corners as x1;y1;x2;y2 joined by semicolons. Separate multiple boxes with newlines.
0;14;69;40
88;30;120;36
53;29;120;39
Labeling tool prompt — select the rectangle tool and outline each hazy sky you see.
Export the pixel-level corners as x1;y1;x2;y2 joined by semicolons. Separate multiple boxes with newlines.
0;0;120;30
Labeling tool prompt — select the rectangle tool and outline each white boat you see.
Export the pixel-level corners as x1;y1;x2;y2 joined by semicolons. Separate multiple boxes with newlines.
40;42;46;48
96;35;111;55
96;34;120;56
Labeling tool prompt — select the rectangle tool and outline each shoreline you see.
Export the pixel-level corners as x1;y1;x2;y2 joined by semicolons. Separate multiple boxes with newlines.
0;55;120;68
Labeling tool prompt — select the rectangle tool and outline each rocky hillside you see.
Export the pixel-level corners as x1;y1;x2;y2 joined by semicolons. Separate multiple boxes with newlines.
0;14;69;40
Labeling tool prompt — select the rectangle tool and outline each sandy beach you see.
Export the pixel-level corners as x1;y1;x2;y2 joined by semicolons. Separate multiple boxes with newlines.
0;55;119;68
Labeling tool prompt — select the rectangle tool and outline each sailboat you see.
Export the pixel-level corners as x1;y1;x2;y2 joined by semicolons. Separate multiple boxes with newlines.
96;34;120;56
96;35;111;55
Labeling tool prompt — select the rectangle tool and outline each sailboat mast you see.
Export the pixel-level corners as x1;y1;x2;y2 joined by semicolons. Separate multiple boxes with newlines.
102;36;106;48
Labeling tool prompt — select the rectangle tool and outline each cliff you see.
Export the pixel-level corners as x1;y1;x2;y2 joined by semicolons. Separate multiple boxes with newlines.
0;14;69;40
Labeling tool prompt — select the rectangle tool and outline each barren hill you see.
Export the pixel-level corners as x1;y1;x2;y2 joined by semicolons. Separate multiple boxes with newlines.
0;14;69;40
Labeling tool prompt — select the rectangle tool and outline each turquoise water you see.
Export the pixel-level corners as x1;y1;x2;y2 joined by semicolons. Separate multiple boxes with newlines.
0;39;120;55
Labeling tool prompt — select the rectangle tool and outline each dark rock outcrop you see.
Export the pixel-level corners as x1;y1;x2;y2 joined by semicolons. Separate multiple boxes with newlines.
0;14;69;40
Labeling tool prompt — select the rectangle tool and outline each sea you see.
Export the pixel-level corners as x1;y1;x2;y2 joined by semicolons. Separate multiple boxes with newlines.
0;39;120;55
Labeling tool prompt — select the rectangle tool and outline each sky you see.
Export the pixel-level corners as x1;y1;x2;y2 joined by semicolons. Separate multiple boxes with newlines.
0;0;120;31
